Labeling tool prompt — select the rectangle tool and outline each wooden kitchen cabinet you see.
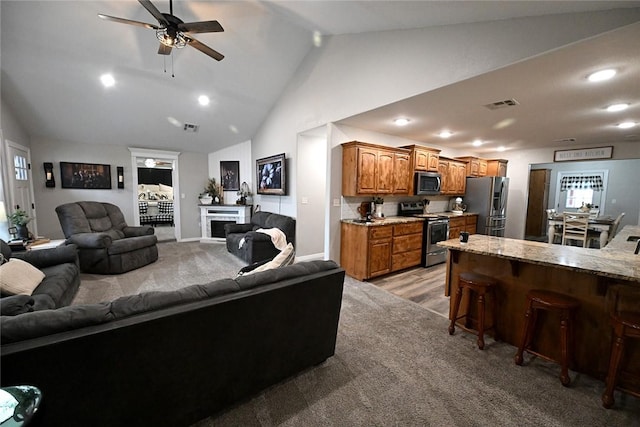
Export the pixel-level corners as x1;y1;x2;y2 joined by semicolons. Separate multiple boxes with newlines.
342;141;411;196
448;214;478;240
438;158;467;195
401;145;440;172
486;159;508;177
340;221;423;280
456;156;488;177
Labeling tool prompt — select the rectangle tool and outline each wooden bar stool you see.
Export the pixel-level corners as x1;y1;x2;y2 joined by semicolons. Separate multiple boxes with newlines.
448;272;497;350
514;290;580;386
602;311;640;408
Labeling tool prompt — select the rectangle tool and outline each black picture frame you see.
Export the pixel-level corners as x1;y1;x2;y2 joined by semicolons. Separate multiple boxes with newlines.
220;161;240;191
256;153;286;195
60;162;112;189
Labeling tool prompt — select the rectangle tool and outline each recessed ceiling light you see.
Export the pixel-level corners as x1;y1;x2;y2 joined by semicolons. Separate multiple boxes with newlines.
438;130;453;138
394;118;410;126
617;121;637;129
198;95;210;106
472;139;483;147
100;73;115;88
496;146;506;152
587;69;616;82
606;103;629;112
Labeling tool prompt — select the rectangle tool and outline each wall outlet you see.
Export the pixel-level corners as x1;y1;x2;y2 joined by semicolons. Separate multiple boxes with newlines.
301;197;309;204
611;199;616;204
333;198;341;207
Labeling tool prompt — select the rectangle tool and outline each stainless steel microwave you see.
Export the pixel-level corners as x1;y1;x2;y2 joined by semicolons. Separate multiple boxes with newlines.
414;171;441;195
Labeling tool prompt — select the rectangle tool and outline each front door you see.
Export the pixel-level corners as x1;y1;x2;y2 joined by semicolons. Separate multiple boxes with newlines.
6;141;36;237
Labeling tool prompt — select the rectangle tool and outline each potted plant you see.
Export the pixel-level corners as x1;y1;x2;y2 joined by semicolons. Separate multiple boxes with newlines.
8;209;32;240
199;178;219;205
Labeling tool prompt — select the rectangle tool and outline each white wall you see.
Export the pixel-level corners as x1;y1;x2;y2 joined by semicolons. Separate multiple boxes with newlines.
208;139;252;205
250;9;640;260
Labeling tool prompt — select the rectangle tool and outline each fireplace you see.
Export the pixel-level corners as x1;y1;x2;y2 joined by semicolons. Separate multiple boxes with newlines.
211;220;235;238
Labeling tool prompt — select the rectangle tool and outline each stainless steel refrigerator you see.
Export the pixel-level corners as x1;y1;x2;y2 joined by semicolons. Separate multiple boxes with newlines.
464;176;509;237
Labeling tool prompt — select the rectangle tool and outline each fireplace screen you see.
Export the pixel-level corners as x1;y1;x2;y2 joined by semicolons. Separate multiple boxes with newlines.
211;220;235;238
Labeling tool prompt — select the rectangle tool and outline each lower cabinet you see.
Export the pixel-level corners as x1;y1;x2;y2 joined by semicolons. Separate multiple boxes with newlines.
448;215;478;240
341;221;423;280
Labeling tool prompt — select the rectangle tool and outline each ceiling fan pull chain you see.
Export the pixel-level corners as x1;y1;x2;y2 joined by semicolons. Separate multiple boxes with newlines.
163;55;167;74
171;53;175;78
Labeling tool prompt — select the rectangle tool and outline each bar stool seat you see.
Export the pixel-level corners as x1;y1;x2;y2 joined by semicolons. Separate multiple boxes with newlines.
448;272;497;350
514;290;580;386
602;311;640;408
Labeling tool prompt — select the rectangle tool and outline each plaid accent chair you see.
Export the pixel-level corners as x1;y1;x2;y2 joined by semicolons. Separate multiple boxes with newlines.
138;201;155;225
156;201;174;226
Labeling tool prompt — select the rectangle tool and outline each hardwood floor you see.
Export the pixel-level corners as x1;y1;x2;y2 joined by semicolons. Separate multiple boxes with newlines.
368;263;450;319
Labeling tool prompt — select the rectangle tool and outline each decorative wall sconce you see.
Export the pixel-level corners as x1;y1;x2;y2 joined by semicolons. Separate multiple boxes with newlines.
44;162;55;188
117;167;124;189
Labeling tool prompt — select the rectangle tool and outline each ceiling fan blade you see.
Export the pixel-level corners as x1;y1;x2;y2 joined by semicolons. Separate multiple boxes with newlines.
186;37;224;61
178;20;224;34
98;14;159;29
138;0;169;26
158;43;172;55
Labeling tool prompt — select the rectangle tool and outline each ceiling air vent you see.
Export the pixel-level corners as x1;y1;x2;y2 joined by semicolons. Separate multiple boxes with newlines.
553;138;577;143
483;98;519;110
183;123;199;133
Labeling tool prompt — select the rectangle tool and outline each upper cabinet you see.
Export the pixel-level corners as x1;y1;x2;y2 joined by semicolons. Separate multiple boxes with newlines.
401;145;440;172
455;156;488;177
342;141;412;196
486;159;508;177
438;157;467;195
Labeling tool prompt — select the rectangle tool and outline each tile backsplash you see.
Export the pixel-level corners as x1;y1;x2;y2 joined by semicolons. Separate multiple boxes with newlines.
342;195;453;219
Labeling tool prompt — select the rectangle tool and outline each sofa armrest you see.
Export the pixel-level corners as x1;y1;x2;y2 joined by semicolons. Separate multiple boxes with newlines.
123;226;154;237
242;231;273;243
225;223;253;235
66;233;112;249
13;244;78;268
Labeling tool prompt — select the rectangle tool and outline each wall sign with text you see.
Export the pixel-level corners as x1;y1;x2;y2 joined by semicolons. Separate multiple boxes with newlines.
553;146;613;162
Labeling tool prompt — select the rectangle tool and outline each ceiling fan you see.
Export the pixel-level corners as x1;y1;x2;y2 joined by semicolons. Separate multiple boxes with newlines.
98;0;224;61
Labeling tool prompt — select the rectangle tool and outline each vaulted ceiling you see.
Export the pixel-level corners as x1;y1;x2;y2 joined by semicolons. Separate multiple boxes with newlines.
2;1;639;154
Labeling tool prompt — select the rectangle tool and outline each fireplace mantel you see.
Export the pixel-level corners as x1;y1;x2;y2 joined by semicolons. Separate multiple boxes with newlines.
199;204;252;243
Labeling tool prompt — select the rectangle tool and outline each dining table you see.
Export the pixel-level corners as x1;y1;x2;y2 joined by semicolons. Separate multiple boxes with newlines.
547;214;614;247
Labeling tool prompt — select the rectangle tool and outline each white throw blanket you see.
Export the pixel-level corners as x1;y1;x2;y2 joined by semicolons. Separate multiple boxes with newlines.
238;227;288;250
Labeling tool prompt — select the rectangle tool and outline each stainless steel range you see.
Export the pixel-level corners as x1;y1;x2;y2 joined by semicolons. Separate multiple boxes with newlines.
398;202;450;267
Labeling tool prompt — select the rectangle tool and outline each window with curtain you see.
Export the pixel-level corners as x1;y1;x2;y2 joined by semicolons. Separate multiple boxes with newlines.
558;172;606;209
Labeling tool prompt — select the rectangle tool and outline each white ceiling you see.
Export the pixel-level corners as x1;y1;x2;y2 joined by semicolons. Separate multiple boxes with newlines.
2;1;639;154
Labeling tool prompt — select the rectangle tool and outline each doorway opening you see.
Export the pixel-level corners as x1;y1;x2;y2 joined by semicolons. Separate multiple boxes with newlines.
129;148;180;242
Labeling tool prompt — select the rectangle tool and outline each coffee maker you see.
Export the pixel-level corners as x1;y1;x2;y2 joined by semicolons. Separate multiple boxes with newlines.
357;201;374;222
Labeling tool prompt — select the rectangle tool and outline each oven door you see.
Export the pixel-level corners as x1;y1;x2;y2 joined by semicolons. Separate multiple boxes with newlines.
425;219;449;266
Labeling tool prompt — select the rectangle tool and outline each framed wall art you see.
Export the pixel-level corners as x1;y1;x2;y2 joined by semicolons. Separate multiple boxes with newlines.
60;162;112;189
256;153;286;195
220;161;240;191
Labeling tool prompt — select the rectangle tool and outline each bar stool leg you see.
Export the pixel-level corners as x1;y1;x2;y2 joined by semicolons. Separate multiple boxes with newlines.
515;300;535;365
559;312;572;386
602;325;626;408
477;292;486;350
449;285;464;335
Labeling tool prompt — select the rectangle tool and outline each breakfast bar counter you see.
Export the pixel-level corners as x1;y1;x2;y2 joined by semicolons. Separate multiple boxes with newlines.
438;226;639;381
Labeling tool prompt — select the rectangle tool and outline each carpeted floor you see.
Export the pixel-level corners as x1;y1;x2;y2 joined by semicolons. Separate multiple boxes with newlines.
75;241;640;426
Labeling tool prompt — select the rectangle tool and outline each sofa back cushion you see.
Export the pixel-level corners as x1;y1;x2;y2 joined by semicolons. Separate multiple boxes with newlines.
56;202;128;239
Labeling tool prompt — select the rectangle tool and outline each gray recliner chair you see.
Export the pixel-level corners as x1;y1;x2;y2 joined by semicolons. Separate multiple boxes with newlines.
225;211;296;264
56;201;158;274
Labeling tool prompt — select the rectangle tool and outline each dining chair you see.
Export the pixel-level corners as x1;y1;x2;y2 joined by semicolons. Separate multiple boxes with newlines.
606;212;626;245
562;212;590;247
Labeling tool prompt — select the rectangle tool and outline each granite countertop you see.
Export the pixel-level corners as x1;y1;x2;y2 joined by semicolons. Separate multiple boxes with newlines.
436;212;478;218
438;225;640;283
341;216;425;226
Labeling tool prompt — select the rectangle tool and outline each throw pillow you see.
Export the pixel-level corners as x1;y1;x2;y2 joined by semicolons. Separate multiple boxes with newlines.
0;258;46;296
0;294;35;316
240;243;295;276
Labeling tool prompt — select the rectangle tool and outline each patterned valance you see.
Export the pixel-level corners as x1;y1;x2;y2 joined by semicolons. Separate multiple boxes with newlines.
560;175;603;191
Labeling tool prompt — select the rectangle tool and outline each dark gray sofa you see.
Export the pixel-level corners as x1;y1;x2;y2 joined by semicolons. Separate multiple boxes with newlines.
55;201;158;274
0;260;345;427
0;239;80;314
225;211;296;264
